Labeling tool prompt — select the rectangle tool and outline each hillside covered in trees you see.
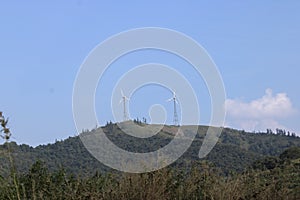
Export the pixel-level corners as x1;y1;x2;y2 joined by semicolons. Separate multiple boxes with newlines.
0;122;300;199
0;140;299;199
1;123;299;176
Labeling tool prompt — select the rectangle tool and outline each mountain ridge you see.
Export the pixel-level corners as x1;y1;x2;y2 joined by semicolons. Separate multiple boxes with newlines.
1;124;299;176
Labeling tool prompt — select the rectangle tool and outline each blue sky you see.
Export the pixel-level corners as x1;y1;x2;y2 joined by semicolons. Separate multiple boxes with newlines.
1;1;300;146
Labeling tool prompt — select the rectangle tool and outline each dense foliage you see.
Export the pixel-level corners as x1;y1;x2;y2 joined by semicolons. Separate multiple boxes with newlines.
0;147;299;199
1;124;299;176
1;122;300;199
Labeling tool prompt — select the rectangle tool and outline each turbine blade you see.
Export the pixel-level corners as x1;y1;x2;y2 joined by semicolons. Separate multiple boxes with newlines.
121;89;124;97
166;98;173;102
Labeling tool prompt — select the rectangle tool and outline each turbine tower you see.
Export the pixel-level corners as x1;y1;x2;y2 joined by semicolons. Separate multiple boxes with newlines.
120;90;130;122
167;91;179;126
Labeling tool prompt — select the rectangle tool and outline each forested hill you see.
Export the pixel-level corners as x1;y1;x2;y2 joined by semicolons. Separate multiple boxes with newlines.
0;123;299;176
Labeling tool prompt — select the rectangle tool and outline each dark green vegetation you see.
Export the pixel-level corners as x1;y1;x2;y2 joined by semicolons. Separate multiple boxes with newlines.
1;146;299;199
0;122;300;199
1;123;299;176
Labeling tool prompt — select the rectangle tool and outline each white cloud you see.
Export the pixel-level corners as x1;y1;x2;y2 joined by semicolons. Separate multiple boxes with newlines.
225;89;297;132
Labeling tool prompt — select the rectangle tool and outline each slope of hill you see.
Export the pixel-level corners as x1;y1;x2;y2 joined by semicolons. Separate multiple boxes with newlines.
0;124;299;176
1;146;300;199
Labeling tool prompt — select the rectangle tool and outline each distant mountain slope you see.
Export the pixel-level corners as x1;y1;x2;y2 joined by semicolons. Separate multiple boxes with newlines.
0;124;299;176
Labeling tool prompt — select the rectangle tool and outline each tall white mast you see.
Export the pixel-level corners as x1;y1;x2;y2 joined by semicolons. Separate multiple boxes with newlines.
167;91;179;126
120;90;130;121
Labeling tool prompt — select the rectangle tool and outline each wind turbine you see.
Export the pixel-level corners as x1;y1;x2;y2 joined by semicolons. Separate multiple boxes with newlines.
120;90;130;122
167;90;179;126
